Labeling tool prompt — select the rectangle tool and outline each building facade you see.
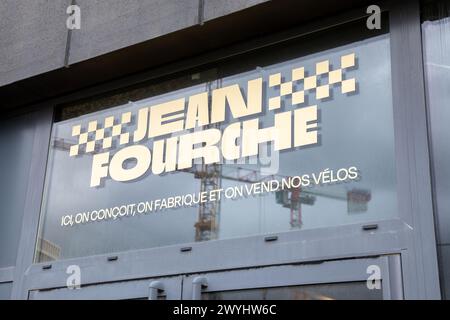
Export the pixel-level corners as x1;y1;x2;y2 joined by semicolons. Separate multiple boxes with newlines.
0;0;449;300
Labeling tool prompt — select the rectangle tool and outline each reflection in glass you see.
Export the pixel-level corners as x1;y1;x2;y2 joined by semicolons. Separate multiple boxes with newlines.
202;282;382;300
35;21;397;262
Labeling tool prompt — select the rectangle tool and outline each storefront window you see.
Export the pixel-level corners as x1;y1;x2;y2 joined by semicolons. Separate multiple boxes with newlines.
35;18;397;262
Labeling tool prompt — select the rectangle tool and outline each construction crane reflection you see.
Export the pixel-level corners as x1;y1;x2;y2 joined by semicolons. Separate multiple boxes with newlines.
52;137;371;242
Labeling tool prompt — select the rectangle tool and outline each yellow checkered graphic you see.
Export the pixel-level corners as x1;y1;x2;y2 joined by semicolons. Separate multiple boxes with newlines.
69;111;132;157
69;53;357;157
268;53;356;109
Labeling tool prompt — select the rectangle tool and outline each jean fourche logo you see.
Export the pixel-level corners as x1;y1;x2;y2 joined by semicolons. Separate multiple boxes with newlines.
69;53;357;187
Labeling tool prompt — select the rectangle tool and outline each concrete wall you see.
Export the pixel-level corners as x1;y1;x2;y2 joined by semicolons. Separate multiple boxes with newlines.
0;0;372;114
0;0;70;87
0;0;269;87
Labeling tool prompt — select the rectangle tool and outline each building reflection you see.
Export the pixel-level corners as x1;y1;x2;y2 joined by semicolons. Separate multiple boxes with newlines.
36;238;60;262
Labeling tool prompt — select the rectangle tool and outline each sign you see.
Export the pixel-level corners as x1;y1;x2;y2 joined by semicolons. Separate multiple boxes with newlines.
68;53;357;188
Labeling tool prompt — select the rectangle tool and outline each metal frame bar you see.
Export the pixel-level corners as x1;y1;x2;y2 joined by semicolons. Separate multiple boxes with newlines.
29;275;183;300
29;255;400;300
22;219;409;294
389;0;440;298
181;256;395;300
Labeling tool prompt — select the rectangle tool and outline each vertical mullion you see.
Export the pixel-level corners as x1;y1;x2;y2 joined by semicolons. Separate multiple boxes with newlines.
11;107;54;300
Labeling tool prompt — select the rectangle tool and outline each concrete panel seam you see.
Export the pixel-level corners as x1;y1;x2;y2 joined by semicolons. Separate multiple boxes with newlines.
198;0;205;25
64;0;77;67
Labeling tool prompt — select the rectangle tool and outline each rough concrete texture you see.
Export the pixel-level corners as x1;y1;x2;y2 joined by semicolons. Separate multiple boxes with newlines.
0;0;270;87
68;0;200;64
204;0;269;21
0;0;71;87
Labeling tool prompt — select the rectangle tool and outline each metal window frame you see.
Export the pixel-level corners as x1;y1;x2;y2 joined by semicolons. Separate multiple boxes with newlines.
182;255;402;300
0;267;14;283
28;255;401;300
28;275;183;300
9;0;441;299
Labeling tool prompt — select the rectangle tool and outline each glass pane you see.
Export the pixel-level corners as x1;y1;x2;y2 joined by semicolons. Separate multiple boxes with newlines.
202;282;382;300
35;19;397;262
0;114;35;267
422;0;450;299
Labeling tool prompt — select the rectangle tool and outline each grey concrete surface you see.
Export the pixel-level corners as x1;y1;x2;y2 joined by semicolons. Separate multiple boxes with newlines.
68;0;200;64
204;0;269;21
0;0;269;87
0;0;70;87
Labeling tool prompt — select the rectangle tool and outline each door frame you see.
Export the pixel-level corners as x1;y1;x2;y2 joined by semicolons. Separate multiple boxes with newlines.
28;255;402;300
182;255;403;300
29;275;183;300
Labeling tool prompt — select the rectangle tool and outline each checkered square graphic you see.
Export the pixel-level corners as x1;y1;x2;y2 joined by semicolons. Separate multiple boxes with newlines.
69;53;357;157
268;53;357;109
69;111;132;157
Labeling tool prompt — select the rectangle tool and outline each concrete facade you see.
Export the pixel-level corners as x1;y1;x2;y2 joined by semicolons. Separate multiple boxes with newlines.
0;0;69;87
0;0;271;87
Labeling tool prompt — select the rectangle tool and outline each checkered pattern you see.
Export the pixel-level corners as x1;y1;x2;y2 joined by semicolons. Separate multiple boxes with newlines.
70;112;132;156
268;53;357;110
69;53;357;157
